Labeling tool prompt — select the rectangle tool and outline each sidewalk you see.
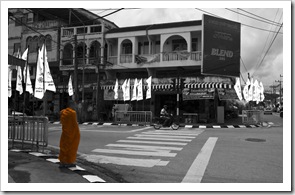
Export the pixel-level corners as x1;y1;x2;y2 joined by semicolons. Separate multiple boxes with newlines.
8;143;114;183
8;113;281;184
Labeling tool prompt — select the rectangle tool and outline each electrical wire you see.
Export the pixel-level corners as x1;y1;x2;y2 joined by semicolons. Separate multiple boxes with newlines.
195;8;283;34
252;22;283;76
237;8;281;26
225;8;282;27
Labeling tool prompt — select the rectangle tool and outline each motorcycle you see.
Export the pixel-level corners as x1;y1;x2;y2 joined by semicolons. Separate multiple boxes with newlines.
153;114;179;130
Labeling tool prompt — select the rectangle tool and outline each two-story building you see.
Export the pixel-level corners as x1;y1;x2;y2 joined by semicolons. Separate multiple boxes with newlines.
8;8;118;120
98;16;240;124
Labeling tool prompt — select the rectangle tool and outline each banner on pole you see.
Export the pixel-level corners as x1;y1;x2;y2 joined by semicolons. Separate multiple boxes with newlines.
34;48;44;99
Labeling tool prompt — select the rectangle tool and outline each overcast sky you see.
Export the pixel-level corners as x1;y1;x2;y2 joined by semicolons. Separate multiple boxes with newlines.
88;5;286;89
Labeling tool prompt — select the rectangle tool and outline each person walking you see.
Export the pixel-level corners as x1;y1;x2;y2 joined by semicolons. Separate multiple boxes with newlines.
58;99;80;168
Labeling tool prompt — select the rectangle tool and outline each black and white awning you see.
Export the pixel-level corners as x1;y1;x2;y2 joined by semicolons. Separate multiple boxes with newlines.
184;82;232;89
100;82;232;90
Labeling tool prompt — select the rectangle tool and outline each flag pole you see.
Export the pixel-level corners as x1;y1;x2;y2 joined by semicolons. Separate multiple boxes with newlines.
43;43;47;116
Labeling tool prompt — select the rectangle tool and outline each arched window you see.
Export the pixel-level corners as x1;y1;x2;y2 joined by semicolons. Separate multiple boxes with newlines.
89;41;101;64
26;37;32;52
45;35;52;51
120;39;133;63
39;35;45;48
77;42;87;64
32;36;39;53
62;43;73;65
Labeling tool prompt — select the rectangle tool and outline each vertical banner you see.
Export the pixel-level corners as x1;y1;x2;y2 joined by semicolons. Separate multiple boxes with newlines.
126;78;130;101
68;75;73;96
16;65;23;95
122;79;130;101
146;76;152;99
137;78;143;101
234;77;243;101
259;81;265;102
202;14;241;77
131;78;138;101
248;78;254;102
43;45;56;92
243;78;250;102
8;65;13;97
34;48;44;99
22;48;33;94
114;78;119;100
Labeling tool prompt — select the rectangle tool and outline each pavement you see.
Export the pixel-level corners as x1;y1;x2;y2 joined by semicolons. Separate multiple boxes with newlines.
7;113;283;184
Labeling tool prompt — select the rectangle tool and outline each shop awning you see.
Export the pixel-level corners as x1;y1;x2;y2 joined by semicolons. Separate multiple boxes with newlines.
184;82;232;89
100;84;173;90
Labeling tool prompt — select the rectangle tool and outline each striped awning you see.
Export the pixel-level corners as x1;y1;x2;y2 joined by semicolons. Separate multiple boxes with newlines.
100;82;232;90
100;84;173;90
184;82;232;89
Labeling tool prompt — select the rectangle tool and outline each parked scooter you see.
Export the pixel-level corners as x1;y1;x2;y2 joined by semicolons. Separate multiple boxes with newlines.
153;114;179;130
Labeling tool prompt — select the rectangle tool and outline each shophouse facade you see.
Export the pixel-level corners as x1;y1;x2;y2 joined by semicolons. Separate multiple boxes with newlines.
100;16;241;124
8;8;118;121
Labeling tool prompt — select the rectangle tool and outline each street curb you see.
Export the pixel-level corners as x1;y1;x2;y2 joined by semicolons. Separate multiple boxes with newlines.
49;121;261;128
9;149;106;183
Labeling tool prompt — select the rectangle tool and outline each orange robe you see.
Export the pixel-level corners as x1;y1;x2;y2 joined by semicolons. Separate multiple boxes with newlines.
58;107;80;164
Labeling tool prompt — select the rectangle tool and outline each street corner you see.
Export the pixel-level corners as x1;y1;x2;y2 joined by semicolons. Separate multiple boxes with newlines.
8;149;106;183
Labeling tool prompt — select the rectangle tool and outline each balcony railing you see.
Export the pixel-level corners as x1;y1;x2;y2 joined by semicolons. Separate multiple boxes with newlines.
191;51;202;61
162;51;190;61
120;54;133;63
108;56;118;65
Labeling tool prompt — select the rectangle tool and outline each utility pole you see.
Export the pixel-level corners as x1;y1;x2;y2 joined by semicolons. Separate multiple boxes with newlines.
74;35;79;103
275;74;283;105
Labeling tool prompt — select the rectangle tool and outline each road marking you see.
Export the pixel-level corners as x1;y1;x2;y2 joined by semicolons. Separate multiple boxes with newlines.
130;126;153;132
92;148;177;157
182;137;218;183
134;134;196;139
106;144;183;151
142;131;203;136
116;140;188;146
127;136;192;142
81;154;169;167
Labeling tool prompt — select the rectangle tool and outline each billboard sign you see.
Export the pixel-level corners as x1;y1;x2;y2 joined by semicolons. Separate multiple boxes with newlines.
182;88;215;100
202;14;241;77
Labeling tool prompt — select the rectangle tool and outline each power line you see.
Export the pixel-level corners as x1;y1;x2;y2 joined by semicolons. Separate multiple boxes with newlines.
237;8;281;26
252;22;283;76
195;8;283;34
226;8;282;27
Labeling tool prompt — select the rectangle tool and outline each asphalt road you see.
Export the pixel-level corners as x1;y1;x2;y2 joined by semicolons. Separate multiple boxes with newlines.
47;114;283;184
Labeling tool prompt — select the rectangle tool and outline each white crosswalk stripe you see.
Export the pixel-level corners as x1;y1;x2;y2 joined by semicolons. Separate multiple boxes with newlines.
83;129;204;167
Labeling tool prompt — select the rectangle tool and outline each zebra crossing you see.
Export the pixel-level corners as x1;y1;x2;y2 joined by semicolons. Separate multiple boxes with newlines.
80;129;204;168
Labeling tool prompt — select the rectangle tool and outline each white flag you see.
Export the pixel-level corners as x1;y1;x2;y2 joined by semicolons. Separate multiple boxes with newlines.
234;77;243;101
253;79;259;103
114;79;119;100
247;78;254;102
22;48;33;94
34;48;44;99
8;65;13;97
125;78;130;101
243;78;250;102
137;78;143;101
16;65;23;95
68;75;73;96
146;76;152;99
43;45;56;92
259;81;265;102
131;78;138;101
122;79;127;101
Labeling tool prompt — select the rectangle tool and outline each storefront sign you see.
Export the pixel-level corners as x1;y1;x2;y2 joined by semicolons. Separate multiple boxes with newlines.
202;14;241;77
182;88;215;100
217;88;239;100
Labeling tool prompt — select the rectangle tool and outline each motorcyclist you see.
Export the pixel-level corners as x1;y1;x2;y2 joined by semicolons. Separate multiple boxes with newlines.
160;105;171;127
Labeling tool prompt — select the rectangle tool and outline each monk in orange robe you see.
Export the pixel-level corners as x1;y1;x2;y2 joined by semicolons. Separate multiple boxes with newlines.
58;100;80;168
